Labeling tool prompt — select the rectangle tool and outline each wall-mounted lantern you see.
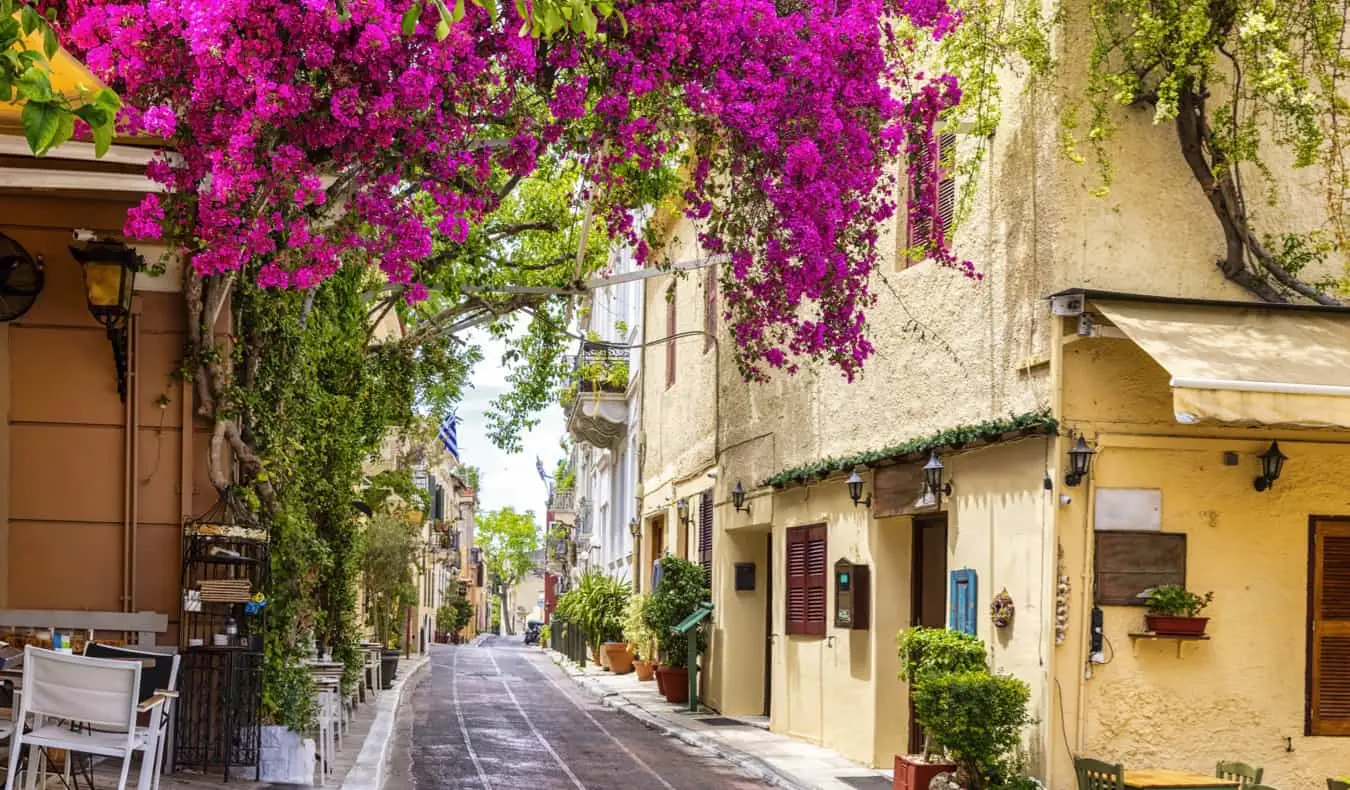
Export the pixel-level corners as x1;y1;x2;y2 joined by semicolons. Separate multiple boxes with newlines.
1254;441;1287;492
0;232;45;322
676;497;691;528
628;517;640;538
69;237;140;401
923;451;953;500
1064;436;1095;487
846;471;872;509
732;480;751;514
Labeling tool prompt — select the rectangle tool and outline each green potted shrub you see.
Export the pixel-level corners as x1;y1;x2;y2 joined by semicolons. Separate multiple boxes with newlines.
895;627;985;790
911;669;1032;789
646;556;709;703
1141;585;1214;636
623;593;659;681
361;512;422;687
555;571;631;672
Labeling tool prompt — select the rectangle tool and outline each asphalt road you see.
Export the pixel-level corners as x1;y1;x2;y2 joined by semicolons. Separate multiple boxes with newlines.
401;637;773;790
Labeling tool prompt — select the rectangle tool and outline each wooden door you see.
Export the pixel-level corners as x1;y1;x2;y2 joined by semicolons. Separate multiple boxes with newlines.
908;515;948;754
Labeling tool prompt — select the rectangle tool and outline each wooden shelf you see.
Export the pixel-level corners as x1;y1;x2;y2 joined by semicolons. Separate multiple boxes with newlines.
1128;632;1210;657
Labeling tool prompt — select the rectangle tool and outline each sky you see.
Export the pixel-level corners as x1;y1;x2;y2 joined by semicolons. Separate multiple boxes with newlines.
455;328;563;530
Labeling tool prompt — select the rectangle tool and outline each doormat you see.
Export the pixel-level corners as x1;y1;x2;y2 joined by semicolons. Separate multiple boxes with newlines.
696;716;750;727
838;776;894;789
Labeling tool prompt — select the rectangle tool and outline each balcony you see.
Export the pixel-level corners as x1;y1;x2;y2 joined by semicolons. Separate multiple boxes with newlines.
564;342;630;449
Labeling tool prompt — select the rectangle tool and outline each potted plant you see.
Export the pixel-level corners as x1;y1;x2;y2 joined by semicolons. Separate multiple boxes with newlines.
1142;585;1214;636
898;627;1033;790
647;556;708;704
1328;777;1349;790
361;511;423;687
555;571;631;673
623;593;658;681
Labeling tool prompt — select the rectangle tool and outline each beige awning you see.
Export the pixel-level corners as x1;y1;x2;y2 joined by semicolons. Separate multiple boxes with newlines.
1093;299;1350;429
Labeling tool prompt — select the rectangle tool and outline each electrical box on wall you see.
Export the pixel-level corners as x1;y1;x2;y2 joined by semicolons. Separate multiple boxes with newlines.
833;559;870;630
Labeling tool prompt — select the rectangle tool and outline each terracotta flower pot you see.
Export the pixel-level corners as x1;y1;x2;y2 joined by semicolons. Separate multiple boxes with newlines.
1145;614;1209;636
658;666;689;703
654;665;667;695
893;755;956;790
634;659;656;682
604;642;635;674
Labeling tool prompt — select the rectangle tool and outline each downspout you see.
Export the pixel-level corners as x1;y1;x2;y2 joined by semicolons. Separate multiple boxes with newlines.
129;304;141;612
1046;308;1067;788
121;312;135;613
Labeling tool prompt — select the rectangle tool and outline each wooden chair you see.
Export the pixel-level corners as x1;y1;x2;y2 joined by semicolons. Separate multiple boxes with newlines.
1217;762;1264;787
1076;757;1125;790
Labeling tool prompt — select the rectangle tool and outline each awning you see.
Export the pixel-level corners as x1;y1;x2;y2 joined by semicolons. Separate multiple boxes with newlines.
1093;299;1350;429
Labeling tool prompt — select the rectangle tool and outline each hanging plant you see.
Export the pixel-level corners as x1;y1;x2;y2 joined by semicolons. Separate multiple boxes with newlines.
990;588;1014;629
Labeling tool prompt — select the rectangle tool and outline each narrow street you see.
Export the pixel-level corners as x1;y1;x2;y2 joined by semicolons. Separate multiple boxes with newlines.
405;637;774;790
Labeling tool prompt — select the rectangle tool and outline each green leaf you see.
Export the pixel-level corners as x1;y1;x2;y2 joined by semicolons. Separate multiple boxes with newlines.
19;5;40;36
400;2;421;36
0;0;14;21
434;18;449;39
42;23;58;59
21;100;61;155
450;0;465;22
16;67;52;101
51;110;74;151
479;0;497;21
91;119;113;157
93;87;122;111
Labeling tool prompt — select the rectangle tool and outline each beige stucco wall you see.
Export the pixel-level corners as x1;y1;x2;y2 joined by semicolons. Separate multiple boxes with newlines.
1052;330;1350;790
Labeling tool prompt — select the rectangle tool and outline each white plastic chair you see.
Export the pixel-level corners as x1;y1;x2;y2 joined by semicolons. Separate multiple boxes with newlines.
4;646;169;790
82;644;180;790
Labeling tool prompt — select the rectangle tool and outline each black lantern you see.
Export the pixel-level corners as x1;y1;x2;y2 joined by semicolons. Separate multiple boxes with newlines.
732;480;751;514
676;497;691;527
69;238;140;402
1254;441;1288;492
923;451;952;498
1064;436;1095;487
628;517;639;538
846;471;872;509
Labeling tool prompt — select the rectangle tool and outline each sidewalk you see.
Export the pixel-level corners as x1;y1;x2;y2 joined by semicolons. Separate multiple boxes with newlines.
546;650;894;790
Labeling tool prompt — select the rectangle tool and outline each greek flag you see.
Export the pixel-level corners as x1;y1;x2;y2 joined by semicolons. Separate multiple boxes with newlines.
536;456;547;482
438;413;459;460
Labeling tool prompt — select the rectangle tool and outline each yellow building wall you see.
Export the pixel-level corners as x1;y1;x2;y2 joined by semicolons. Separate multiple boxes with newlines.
1052;333;1350;790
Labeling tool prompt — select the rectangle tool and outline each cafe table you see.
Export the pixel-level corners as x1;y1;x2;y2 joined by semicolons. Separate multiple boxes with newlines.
1124;770;1242;790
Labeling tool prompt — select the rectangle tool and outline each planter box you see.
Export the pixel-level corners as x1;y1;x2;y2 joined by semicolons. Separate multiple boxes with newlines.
1144;615;1209;636
894;755;955;790
259;726;316;785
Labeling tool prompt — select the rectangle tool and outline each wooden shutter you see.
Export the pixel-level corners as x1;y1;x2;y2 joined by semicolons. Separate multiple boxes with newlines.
948;568;977;635
1311;521;1350;735
698;492;713;587
906;132;956;258
665;295;676;388
704;265;716;353
786;524;828;636
935;132;956;242
1094;532;1187;606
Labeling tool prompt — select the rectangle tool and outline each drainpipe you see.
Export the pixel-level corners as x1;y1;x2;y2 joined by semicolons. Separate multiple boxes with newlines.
128;303;141;612
1047;310;1067;788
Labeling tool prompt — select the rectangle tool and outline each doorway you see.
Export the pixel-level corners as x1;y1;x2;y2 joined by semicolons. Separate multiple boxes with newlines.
763;532;773;718
650;515;666;586
908;514;948;753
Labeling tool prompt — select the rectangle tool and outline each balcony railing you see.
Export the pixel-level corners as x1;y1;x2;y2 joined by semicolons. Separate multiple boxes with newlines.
549;488;576;512
571;341;629;394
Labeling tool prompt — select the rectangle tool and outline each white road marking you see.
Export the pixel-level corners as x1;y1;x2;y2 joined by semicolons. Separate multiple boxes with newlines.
451;647;493;789
520;650;679;790
485;644;589;790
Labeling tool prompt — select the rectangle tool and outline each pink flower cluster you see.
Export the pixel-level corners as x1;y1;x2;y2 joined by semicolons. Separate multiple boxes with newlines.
61;0;966;381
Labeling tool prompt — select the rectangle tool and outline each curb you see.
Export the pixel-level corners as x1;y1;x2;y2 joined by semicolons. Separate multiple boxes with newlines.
545;651;815;790
339;653;431;790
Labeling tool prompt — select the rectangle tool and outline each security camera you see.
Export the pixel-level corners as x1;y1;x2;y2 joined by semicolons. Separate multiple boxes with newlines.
707;471;718;479
1060;494;1072;506
72;229;98;243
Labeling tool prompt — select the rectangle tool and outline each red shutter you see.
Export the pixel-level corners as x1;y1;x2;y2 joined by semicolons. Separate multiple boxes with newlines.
699;492;713;586
704;265;716;353
665;295;676;388
1311;521;1350;735
786;524;828;637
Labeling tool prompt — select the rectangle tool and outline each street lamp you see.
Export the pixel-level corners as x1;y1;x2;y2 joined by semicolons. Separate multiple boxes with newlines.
1254;441;1287;492
69;237;140;401
1064;436;1095;487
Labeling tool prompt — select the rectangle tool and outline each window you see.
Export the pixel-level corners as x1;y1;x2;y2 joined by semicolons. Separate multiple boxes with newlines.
665;292;676;388
785;524;827;636
1310;520;1350;735
703;265;717;354
698;492;713;587
904;132;957;264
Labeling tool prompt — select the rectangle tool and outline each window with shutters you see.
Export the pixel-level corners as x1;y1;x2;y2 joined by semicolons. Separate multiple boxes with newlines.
785;524;828;636
665;293;676;388
698;492;713;587
703;265;716;354
1310;520;1350;736
903;131;957;266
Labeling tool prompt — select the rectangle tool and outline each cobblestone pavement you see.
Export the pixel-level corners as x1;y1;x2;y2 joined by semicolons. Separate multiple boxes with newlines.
407;637;774;790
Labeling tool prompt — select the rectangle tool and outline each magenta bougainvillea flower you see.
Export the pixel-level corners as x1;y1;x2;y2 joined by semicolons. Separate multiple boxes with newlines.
60;0;969;381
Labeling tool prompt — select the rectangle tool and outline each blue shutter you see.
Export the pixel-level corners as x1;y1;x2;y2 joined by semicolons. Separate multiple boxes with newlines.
948;569;978;635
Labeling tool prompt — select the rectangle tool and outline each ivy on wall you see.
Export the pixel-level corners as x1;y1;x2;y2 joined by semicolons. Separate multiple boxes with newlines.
760;409;1057;490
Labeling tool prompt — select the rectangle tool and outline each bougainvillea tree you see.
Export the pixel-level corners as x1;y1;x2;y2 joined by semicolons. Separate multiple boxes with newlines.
14;0;969;723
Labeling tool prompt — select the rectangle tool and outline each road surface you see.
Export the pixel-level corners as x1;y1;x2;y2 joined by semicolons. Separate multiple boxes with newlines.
402;637;773;790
